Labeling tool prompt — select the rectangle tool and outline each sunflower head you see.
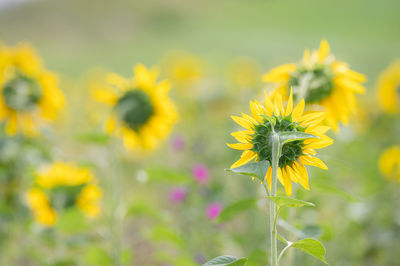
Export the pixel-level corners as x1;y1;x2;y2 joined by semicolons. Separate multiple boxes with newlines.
228;90;333;196
27;162;102;226
377;60;400;114
0;43;65;136
263;39;366;132
93;63;178;151
379;146;400;182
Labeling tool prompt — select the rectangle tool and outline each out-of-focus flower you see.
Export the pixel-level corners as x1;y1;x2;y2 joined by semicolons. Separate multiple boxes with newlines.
226;57;261;90
227;90;333;196
263;40;366;132
26;162;102;226
192;163;210;185
26;188;57;226
93;64;178;151
171;133;186;152
379;146;400;182
169;187;188;204
161;51;204;89
0;43;65;136
206;202;223;220
377;60;400;114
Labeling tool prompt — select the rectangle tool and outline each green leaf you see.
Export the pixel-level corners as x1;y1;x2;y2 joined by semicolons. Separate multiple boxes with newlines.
267;196;315;208
203;255;248;266
291;238;327;264
225;160;269;183
278;131;317;146
218;198;257;223
74;131;110;145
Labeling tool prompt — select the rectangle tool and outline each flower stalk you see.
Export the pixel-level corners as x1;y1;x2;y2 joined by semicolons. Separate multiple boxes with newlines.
269;132;281;266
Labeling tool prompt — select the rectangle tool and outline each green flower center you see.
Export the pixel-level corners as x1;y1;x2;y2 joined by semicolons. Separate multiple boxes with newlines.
288;65;334;103
114;90;154;131
251;116;305;168
49;185;85;210
2;75;42;111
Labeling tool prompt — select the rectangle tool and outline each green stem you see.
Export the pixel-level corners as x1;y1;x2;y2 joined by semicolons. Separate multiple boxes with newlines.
269;133;281;266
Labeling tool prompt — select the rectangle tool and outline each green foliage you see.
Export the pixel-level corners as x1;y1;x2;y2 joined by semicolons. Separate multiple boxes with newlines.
218;198;257;223
225;160;269;183
74;131;110;145
203;255;248;266
56;208;90;234
291;238;328;264
267;196;315;208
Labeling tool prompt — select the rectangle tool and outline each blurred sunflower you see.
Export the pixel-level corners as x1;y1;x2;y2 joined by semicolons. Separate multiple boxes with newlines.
26;162;102;226
93;64;178;150
379;146;400;182
227;90;333;196
377;60;400;114
0;43;65;136
160;51;204;89
263;40;366;132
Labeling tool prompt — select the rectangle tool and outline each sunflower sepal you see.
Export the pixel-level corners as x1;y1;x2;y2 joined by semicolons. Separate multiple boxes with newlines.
225;160;270;183
278;131;318;146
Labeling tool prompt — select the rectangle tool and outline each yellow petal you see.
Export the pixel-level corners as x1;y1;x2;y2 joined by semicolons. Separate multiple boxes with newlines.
298;112;326;127
299;156;328;170
293;162;309;190
230;150;256;168
292;99;305;121
231;130;253;143
265;166;272;189
262;64;296;82
250;100;265;122
304;135;334;149
317;39;330;63
285;88;294;116
334;76;366;94
281;167;292;196
263;91;274;116
226;143;253;150
93;89;118;105
273;93;284;116
231;115;254;130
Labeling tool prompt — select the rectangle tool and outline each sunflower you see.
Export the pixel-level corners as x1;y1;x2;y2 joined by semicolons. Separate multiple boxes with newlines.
26;162;102;226
377;60;400;114
263;40;366;132
0;43;65;136
379;146;400;182
93;63;178;150
227;90;333;196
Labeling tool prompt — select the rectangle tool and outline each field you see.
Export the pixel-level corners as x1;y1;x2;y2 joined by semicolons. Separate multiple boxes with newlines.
0;0;399;265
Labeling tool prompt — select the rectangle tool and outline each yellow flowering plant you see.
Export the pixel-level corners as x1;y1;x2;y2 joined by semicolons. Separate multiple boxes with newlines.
205;91;332;266
263;40;366;132
26;162;102;227
0;43;65;136
377;60;400;114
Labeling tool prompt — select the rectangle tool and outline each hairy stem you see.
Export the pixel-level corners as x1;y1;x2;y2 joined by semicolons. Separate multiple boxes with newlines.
269;133;281;266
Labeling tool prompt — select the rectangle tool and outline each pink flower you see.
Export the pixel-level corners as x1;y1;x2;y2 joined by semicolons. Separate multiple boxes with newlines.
206;202;223;220
169;187;188;203
171;134;186;152
192;164;210;185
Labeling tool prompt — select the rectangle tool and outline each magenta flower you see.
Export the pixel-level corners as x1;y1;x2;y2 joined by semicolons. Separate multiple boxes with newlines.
171;134;186;152
192;164;210;185
169;187;188;203
206;202;223;220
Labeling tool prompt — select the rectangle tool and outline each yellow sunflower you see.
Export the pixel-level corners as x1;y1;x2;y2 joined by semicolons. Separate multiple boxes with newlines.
377;60;400;114
0;43;65;136
93;63;178;150
26;162;102;226
227;90;333;196
263;39;366;132
379;146;400;182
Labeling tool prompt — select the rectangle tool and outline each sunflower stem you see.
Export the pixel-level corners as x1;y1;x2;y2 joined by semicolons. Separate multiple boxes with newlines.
269;132;281;266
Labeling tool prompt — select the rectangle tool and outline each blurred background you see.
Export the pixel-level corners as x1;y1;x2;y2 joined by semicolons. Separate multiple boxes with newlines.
0;0;399;265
